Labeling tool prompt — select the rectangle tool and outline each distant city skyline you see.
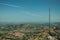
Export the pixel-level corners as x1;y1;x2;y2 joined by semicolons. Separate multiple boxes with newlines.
0;0;60;23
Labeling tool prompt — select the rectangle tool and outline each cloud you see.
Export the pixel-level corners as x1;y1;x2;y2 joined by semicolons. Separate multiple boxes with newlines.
0;3;23;8
21;11;42;17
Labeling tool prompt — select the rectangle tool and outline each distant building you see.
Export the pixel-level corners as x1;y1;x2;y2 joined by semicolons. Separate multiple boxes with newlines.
13;31;24;37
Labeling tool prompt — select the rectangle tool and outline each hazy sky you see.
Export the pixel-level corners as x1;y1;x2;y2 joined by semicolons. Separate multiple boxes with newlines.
0;0;60;23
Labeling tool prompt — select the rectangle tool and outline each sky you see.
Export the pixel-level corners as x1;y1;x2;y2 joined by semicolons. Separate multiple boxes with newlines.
0;0;60;23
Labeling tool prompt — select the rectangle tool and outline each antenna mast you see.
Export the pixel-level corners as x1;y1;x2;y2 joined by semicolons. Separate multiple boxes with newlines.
49;8;50;32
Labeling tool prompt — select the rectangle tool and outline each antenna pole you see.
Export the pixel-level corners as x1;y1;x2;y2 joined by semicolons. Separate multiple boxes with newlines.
49;8;50;32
